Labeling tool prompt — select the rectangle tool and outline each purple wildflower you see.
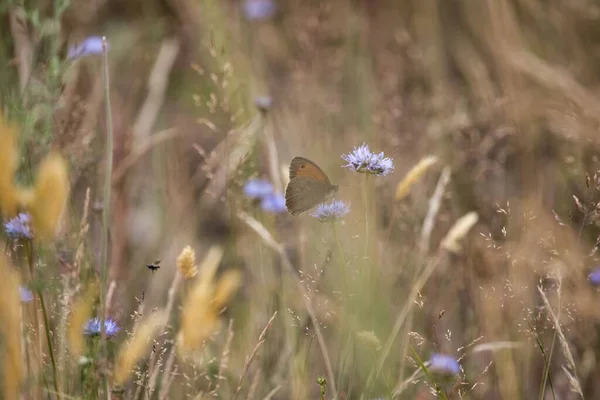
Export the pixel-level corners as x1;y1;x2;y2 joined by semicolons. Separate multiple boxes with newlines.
428;354;460;375
260;193;286;213
242;0;277;21
342;143;394;176
244;179;274;199
68;36;106;60
588;268;600;285
84;317;120;338
310;200;350;222
4;213;32;239
19;286;33;303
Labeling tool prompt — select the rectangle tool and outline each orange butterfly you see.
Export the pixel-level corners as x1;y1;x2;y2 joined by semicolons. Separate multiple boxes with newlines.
285;157;338;216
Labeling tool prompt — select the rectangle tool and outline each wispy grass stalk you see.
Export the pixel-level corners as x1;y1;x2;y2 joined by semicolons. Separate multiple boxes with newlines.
99;36;113;398
24;240;60;399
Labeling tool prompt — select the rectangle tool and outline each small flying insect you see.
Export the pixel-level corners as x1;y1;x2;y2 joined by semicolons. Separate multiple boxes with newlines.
146;259;161;273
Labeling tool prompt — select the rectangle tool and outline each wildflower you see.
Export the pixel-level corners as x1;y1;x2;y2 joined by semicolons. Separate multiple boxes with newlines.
4;213;32;239
242;0;277;21
588;268;600;285
68;36;106;59
254;96;273;112
260;193;286;213
342;143;394;176
84;317;120;338
113;311;167;386
428;354;460;375
244;178;274;199
19;286;33;303
310;199;350;222
177;246;241;355
177;245;198;279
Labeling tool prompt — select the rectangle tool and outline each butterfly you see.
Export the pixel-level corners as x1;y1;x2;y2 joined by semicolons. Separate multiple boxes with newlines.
146;259;161;273
285;157;338;216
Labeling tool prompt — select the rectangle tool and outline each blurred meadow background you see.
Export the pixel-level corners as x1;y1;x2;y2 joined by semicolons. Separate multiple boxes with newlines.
2;0;600;399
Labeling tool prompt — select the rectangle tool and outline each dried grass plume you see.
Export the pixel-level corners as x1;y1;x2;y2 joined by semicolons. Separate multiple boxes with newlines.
0;254;24;400
68;284;97;359
395;155;438;200
441;211;479;254
177;246;241;356
177;245;197;279
0;115;20;216
113;311;168;386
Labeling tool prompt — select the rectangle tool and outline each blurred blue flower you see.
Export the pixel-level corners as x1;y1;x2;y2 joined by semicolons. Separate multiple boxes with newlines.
242;0;277;21
19;286;33;303
342;143;394;176
254;96;273;112
311;200;350;222
588;268;600;285
4;213;32;239
261;193;286;213
244;179;274;199
68;36;106;60
84;317;120;338
428;354;460;375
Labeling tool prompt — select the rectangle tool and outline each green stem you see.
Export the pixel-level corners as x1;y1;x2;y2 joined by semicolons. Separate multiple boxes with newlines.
331;222;348;293
25;241;60;399
99;36;113;397
363;174;370;257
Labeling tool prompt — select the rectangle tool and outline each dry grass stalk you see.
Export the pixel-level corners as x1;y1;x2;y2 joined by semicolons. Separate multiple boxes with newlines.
440;211;479;254
395;155;439;200
177;246;241;356
113;311;168;387
0;115;20;216
0;254;24;400
208;319;235;395
231;312;277;400
29;152;70;239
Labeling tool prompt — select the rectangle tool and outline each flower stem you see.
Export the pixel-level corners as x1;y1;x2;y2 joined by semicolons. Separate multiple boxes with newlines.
363;174;370;256
25;241;60;399
99;36;113;398
331;221;348;294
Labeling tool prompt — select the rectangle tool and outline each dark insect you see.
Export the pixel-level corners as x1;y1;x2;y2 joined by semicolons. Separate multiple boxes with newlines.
146;259;161;273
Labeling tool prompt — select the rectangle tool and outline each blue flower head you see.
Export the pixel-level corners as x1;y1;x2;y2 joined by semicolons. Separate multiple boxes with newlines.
310;200;350;222
84;317;120;338
588;268;600;286
68;36;106;60
342;143;394;176
254;96;273;112
428;354;460;375
242;0;277;21
4;213;33;239
244;179;274;199
19;286;33;303
261;193;286;213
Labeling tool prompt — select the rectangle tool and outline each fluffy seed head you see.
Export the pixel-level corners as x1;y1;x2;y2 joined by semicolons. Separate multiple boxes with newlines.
0;116;19;217
30;153;69;240
68;284;97;358
177;245;197;279
395;156;438;200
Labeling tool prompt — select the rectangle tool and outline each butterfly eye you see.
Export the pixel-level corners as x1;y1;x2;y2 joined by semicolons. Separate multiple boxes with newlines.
300;164;306;169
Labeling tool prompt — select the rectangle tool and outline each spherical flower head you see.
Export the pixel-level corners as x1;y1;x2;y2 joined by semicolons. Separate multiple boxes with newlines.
68;36;106;60
84;317;120;338
242;0;277;21
4;213;33;239
19;286;33;303
254;96;273;112
244;179;274;199
428;354;460;376
310;199;350;222
588;267;600;286
342;143;394;176
261;193;286;213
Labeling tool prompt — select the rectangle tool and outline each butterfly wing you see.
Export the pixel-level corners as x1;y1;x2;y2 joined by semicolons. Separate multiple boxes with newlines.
285;176;331;216
289;157;332;185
